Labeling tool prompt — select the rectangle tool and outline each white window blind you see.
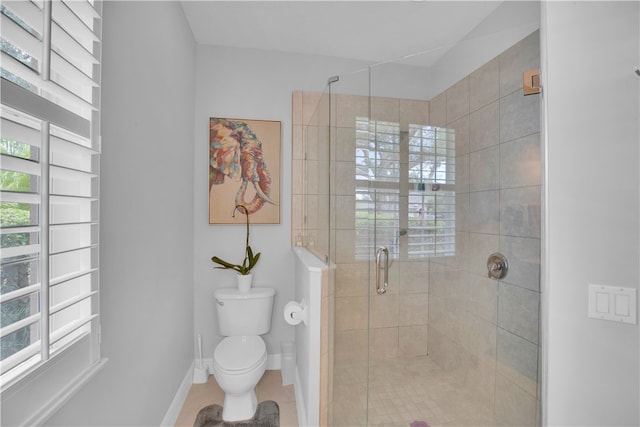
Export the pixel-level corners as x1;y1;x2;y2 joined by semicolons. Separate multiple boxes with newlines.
355;117;455;260
1;0;101;401
407;124;456;257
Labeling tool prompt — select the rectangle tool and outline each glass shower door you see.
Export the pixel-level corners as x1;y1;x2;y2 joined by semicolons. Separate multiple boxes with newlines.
363;74;455;427
361;29;543;427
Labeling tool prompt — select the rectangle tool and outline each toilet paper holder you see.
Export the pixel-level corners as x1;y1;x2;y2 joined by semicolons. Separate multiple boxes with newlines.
284;300;308;326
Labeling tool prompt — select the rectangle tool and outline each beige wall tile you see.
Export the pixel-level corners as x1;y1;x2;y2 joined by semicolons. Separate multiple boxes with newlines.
335;229;356;262
369;293;398;328
455;191;470;233
399;325;428;357
498;282;540;344
369;327;399;361
335;127;356;162
499;186;541;238
335;262;369;297
398;292;429;326
497;328;539;396
499;235;540;292
292;125;303;160
334;330;368;365
462;314;497;359
397;260;429;294
500;89;540;143
400;99;429;130
430;91;447;127
292;91;303;125
469;100;499;152
468;273;498;324
500;132;541;189
291;159;303;195
470;145;500;192
499;30;540;97
335;195;355;230
468;232;499;277
291;194;303;230
446;77;470;123
470;57;500;112
469;190;500;234
371;96;399;123
494;373;537;427
336;94;368;128
302;91;322;126
449;114;470;156
335;296;368;331
335;160;355;196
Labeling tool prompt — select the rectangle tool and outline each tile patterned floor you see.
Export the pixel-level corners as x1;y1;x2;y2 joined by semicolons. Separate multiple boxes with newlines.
333;356;501;427
174;370;298;427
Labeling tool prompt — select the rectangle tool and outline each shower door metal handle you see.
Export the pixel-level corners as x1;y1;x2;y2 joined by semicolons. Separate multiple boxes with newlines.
376;246;389;295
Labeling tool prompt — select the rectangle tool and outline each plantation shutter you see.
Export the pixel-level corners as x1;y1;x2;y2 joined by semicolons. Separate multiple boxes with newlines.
407;124;456;257
0;0;103;421
354;117;455;260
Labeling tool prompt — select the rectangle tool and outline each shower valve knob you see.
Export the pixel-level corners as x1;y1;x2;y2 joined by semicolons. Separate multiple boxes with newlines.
487;253;508;280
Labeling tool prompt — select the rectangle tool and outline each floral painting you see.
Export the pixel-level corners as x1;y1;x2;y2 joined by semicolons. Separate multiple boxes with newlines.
209;118;281;224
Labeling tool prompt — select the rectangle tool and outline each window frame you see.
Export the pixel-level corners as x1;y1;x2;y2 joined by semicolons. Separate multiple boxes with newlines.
0;1;105;424
354;117;456;261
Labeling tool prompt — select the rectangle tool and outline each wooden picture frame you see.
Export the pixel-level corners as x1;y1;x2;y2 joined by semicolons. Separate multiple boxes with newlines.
209;117;281;224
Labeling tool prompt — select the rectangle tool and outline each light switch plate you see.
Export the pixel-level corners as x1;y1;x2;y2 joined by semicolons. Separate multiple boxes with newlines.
588;284;637;324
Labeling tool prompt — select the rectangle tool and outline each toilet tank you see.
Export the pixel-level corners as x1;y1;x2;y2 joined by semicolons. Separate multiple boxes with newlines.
214;287;275;336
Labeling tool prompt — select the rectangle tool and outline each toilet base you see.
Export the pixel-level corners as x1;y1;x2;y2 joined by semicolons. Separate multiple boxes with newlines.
221;388;258;422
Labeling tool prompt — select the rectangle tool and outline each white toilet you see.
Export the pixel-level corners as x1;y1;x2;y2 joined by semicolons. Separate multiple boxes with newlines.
212;287;275;421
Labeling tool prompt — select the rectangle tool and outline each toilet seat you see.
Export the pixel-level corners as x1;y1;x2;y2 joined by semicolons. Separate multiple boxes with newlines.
213;336;266;374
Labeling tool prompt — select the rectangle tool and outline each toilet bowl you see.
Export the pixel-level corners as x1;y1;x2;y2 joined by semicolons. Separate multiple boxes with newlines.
212;335;268;421
213;287;275;421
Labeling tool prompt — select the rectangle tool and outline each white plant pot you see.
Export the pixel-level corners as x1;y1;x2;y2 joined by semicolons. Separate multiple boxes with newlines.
237;273;252;293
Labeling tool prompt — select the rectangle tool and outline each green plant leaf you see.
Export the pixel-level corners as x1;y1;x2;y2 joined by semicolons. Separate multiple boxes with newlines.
210;204;261;275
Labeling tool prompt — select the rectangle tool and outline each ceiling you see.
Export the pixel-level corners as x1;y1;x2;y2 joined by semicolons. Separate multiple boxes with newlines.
180;1;505;68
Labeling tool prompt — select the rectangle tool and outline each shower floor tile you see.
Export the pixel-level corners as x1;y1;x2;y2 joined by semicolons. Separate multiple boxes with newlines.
335;355;502;427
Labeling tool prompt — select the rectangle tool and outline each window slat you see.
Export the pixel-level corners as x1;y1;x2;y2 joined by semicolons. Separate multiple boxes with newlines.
51;21;98;76
0;284;40;304
62;0;100;27
1;1;43;36
49;290;96;315
0;243;40;259
0;14;41;66
49;313;97;346
0;341;41;375
0;312;40;339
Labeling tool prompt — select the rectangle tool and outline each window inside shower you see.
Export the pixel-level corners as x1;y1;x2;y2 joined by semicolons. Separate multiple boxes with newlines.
355;118;455;261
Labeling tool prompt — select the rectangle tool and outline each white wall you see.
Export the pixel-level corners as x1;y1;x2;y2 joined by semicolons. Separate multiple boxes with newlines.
428;0;540;99
46;2;196;425
192;45;427;359
543;2;640;425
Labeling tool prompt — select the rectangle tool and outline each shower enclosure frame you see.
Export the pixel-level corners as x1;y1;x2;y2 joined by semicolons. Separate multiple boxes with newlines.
294;28;542;427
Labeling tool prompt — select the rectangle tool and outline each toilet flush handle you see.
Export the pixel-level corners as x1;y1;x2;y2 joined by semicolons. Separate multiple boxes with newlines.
216;299;224;306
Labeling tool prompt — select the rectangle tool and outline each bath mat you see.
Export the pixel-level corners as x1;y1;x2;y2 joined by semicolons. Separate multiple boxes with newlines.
193;400;279;427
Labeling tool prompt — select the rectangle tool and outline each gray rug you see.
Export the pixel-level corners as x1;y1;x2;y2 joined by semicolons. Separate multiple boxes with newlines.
193;401;279;427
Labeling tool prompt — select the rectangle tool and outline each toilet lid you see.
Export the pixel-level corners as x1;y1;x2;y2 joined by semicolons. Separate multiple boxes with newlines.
214;336;266;372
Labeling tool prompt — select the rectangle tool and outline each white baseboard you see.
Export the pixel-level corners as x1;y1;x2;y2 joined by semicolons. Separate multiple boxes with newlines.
267;353;281;370
160;361;195;427
294;366;307;427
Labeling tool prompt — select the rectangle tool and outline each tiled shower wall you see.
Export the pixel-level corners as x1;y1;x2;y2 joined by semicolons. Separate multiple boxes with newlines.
426;30;541;426
291;30;541;426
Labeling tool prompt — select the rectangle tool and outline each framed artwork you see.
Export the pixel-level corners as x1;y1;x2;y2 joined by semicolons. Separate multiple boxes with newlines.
209;117;281;224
